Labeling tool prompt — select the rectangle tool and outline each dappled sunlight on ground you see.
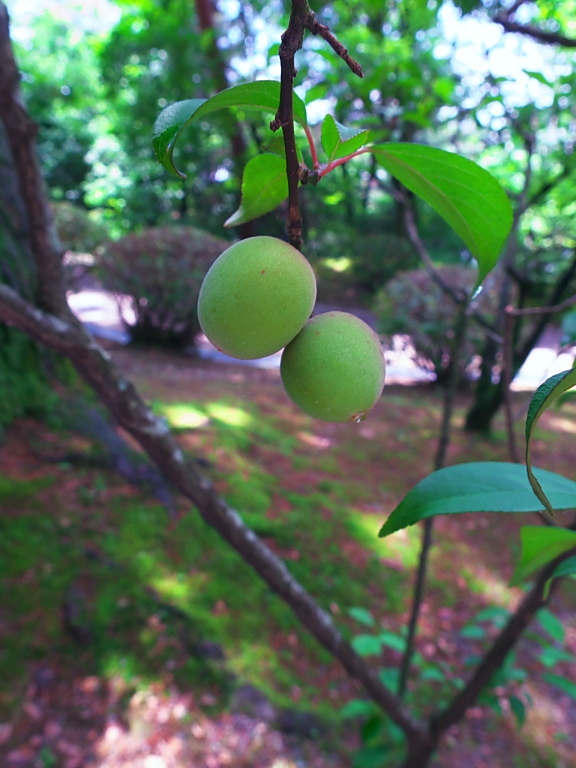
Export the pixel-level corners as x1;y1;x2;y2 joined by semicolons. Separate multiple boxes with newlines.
1;347;576;768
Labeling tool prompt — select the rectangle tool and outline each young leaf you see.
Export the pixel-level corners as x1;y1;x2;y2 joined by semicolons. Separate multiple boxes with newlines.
525;369;576;514
351;635;383;656
224;153;287;227
378;631;405;653
347;607;375;627
551;555;576;581
340;699;376;719
538;646;573;668
152;81;308;177
371;144;513;286
460;625;486;640
378;462;576;538
321;115;370;163
509;695;526;729
509;526;576;586
537;608;565;644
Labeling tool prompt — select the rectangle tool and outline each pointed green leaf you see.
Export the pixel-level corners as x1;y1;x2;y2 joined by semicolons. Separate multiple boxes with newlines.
347;607;375;627
378;462;576;538
224;153;287;227
340;699;376;719
378;631;405;653
351;634;384;656
537;608;566;643
525;369;576;514
524;70;553;87
509;695;526;729
152;81;308;177
321;115;370;163
371;144;513;286
509;526;576;586
551;555;576;580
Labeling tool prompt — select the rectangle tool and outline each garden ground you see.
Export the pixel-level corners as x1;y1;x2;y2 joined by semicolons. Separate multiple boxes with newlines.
0;347;575;768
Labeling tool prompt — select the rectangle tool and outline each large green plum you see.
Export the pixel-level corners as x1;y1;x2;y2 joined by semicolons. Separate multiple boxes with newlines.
198;236;317;360
280;311;386;422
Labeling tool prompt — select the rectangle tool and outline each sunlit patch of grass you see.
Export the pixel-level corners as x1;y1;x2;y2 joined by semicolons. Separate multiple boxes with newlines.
320;256;352;273
347;513;420;571
160;403;210;429
207;403;253;428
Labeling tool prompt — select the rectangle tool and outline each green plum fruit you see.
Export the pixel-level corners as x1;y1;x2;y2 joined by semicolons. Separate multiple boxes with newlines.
198;236;317;360
280;311;386;423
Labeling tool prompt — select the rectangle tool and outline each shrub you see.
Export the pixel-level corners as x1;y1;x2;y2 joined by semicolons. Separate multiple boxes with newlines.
99;226;230;348
350;232;420;292
52;201;109;254
373;265;503;385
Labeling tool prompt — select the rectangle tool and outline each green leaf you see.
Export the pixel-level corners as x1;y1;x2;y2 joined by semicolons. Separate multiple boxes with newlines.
461;625;486;640
352;747;390;768
525;369;576;514
560;310;576;346
524;70;553;87
378;631;405;653
321;115;370;163
420;667;445;682
152;81;308;177
537;608;565;644
371;144;513;286
348;607;375;627
378;463;576;538
340;699;375;719
538;646;573;668
509;526;576;586
542;673;576;700
351;634;383;656
551;555;576;580
474;607;510;627
509;695;526;728
224;153;287;227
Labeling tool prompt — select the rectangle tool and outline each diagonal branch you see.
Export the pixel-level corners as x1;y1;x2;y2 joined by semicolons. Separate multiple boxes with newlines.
270;0;362;247
494;15;576;47
0;280;427;743
432;547;575;734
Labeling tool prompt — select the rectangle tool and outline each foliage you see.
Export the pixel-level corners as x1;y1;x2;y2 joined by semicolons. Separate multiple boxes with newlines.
373;265;502;383
0;326;60;433
98;226;229;347
52;201;109;255
344;601;576;763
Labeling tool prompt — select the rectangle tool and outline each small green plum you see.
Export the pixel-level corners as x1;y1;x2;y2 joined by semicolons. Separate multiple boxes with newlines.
280;311;385;423
198;236;317;360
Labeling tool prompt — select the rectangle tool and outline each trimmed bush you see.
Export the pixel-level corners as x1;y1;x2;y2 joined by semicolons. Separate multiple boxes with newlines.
99;226;230;348
373;265;503;385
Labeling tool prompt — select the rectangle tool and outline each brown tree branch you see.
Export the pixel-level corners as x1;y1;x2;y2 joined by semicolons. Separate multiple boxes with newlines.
432;546;576;734
305;14;363;78
0;282;427;742
270;0;363;247
494;15;576;48
0;2;68;317
403;200;503;343
398;303;468;699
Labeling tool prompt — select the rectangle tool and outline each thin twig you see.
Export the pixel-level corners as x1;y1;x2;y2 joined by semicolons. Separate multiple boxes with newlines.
305;14;363;78
398;304;468;699
494;15;576;47
503;307;520;463
432;546;576;735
